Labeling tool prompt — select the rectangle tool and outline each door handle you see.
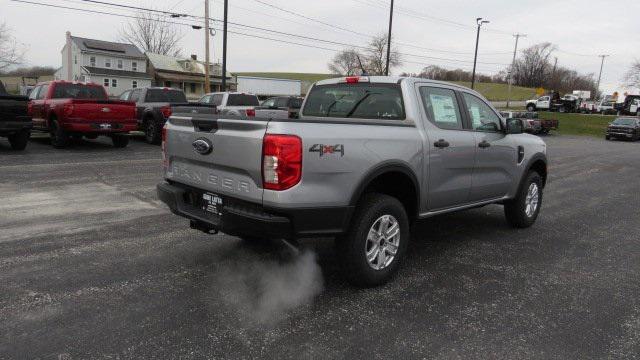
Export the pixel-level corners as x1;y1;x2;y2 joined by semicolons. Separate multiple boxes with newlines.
479;140;491;148
434;139;450;148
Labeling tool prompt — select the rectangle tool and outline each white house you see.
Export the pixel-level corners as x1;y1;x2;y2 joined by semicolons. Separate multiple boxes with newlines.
55;31;152;96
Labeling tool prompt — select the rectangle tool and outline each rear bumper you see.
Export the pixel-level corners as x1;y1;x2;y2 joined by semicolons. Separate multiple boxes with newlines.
62;121;137;133
157;181;353;239
0;118;32;134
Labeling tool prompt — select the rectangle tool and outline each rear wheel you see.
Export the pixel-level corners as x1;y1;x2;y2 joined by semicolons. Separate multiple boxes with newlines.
526;104;536;112
504;171;543;228
605;135;611;140
144;118;161;145
111;134;129;148
336;193;410;287
49;119;69;148
8;130;30;150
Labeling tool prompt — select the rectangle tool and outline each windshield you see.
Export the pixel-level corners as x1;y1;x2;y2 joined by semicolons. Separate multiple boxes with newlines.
227;94;259;106
145;89;187;103
51;84;107;100
304;83;405;120
612;118;637;126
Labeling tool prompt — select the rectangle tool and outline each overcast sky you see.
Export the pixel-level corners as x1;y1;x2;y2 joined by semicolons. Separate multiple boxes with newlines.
2;0;639;93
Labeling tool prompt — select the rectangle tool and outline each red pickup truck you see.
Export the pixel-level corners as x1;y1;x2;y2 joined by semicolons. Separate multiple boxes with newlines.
28;81;137;148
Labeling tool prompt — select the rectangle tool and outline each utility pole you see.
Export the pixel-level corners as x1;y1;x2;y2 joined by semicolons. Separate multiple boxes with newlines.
471;18;489;90
506;33;526;108
221;0;228;91
596;54;609;97
204;0;210;93
385;0;394;76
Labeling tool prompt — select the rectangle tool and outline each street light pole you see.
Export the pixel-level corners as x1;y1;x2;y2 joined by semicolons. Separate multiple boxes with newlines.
471;17;489;90
204;0;210;93
506;33;526;108
221;0;228;91
385;0;394;76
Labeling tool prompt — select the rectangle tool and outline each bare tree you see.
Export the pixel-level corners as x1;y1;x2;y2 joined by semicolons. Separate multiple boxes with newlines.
328;49;361;76
119;11;184;56
365;34;401;75
327;34;401;75
624;60;640;88
0;22;25;71
512;42;556;88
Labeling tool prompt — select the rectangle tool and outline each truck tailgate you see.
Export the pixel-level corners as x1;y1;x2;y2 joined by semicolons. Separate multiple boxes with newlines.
164;115;267;205
70;100;136;122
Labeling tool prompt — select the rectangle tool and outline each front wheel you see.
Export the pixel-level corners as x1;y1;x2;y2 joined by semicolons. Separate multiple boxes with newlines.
8;130;30;150
504;171;543;228
111;134;129;148
336;193;410;287
527;105;536;112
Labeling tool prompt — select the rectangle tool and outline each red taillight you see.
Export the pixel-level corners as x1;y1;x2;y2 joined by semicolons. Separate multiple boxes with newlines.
160;106;172;119
345;76;359;84
262;134;302;191
245;108;256;117
161;125;168;170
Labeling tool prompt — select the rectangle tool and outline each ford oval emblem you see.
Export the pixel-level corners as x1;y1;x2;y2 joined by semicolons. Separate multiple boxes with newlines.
192;138;213;155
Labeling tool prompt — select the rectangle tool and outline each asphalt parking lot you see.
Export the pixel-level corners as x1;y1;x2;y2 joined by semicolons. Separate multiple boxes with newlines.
1;133;639;359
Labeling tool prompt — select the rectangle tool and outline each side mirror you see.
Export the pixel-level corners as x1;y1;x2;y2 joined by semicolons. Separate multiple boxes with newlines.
506;118;524;134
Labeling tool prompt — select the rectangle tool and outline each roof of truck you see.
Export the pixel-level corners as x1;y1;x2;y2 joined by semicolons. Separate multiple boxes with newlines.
314;76;472;92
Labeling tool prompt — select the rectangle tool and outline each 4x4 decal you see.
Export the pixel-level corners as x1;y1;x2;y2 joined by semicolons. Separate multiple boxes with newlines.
309;144;344;157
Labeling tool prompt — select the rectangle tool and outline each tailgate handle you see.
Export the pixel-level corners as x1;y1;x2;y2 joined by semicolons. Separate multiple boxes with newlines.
192;119;218;133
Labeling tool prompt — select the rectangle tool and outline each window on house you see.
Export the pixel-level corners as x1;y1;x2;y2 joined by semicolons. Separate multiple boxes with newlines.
105;58;111;68
132;80;138;89
184;62;191;70
190;83;196;93
117;59;123;69
104;78;110;87
90;56;96;67
132;61;138;71
111;79;118;88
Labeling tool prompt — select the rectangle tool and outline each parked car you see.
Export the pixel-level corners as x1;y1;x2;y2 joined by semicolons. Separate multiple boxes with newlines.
0;80;32;150
259;96;304;118
606;117;640;141
119;87;188;144
499;111;558;135
615;95;640;116
28;81;136;148
197;92;260;117
596;99;616;115
157;76;548;287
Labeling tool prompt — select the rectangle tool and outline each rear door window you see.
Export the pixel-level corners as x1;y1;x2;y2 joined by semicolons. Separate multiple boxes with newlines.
275;97;289;108
227;94;260;106
304;83;405;120
419;87;463;130
145;89;187;103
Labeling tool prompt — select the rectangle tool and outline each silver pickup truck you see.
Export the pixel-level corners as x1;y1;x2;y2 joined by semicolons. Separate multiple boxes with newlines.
158;76;548;286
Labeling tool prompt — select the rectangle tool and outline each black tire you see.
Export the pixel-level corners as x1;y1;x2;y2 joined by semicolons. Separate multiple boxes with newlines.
8;130;30;150
558;106;566;113
49;119;69;149
605;135;611;140
111;134;129;148
336;193;410;287
144;118;161;145
504;171;543;228
526;105;536;112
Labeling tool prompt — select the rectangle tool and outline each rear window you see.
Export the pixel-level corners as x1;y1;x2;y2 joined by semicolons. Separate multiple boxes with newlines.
227;94;259;106
52;84;107;100
145;89;187;103
303;83;405;120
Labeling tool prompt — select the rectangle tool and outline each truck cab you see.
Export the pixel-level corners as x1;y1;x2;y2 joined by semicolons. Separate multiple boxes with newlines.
526;96;550;112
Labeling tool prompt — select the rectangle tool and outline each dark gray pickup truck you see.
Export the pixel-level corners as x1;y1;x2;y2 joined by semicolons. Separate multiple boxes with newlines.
0;81;32;150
